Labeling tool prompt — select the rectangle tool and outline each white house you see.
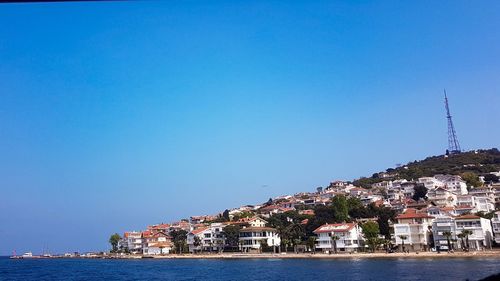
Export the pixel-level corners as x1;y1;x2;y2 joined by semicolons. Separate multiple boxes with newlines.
432;216;458;251
427;187;458;207
142;231;172;255
418;177;445;190
454;215;493;250
434;174;468;195
313;223;363;253
239;227;281;252
393;208;434;251
119;231;143;254
491;211;500;244
187;223;227;253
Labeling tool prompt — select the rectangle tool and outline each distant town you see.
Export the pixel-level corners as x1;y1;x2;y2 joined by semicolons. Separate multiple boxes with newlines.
94;149;500;258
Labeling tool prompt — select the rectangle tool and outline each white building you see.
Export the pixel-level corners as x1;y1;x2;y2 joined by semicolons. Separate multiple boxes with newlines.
393;208;434;251
454;215;493;250
491;211;500;244
119;231;143;254
187;223;226;253
142;231;172;255
434;174;468;195
239;227;281;252
427;187;458;207
432;216;458;251
313;223;364;253
418;177;445;190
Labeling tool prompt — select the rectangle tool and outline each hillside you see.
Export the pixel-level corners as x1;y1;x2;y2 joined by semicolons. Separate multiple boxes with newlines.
353;148;500;188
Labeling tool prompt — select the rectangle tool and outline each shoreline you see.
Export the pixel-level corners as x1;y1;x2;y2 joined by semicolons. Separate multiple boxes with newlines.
142;251;500;259
15;251;500;260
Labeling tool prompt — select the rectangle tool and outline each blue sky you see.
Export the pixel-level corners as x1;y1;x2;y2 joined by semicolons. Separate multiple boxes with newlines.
0;1;499;255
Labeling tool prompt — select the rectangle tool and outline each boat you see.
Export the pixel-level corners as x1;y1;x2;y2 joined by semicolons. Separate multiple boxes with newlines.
22;252;34;258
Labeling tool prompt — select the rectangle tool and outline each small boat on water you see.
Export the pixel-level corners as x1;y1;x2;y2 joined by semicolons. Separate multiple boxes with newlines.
22;252;34;258
10;252;40;259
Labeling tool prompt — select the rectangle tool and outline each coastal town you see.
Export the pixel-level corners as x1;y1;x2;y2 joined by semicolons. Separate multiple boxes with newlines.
107;150;500;258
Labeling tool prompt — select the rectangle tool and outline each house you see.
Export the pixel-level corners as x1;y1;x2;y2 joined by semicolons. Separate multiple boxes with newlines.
418;177;445;190
427;187;457;207
187;223;227;253
169;220;192;232
239;227;281;252
234;217;268;228
454;215;493;250
313;223;363;253
434;174;468;195
432;216;458;251
142;231;172;255
118;231;143;254
148;223;170;234
491;211;500;244
393;208;434;251
258;205;293;218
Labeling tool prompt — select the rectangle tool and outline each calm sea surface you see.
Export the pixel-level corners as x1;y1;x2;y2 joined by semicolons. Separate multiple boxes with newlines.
1;257;499;281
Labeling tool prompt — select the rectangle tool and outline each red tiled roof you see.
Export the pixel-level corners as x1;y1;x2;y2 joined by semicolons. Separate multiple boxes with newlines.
313;223;356;234
151;223;170;229
455;214;480;220
396;208;434;219
191;227;209;235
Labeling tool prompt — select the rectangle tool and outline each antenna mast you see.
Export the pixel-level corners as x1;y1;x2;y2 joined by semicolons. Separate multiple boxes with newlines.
444;89;461;154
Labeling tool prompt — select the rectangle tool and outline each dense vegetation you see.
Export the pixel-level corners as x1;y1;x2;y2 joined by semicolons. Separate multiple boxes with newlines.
265;195;396;252
353;148;500;188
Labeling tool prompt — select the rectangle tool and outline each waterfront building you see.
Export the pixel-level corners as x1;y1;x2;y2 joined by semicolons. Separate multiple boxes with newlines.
187;223;227;253
432;216;458;251
238;226;281;252
313;223;363;253
491;211;500;244
142;231;172;255
118;231;143;254
454;215;493;250
393;208;434;251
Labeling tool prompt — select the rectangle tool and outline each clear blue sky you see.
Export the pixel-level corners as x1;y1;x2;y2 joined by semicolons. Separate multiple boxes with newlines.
0;1;499;255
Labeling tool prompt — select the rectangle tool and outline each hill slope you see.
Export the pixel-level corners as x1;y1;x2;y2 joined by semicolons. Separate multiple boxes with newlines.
353;148;500;188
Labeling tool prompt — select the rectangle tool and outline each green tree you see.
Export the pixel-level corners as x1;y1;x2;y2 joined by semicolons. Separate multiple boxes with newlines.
461;230;473;251
222;225;241;250
442;231;453;251
457;232;466;250
361;221;380;252
331;195;349;223
399;235;408;252
483;174;499;183
283;223;306;253
307;236;317;253
109;233;121;253
330;234;339;254
193;236;202;253
412;184;428;201
461;172;482;188
222;209;230;222
171;230;188;254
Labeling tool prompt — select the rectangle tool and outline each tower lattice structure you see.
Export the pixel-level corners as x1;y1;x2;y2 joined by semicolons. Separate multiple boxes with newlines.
444;90;461;154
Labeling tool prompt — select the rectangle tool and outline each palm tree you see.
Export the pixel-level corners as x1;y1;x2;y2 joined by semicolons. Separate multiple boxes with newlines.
193;236;202;254
442;231;453;251
398;235;408;252
330;233;339;254
461;230;473;251
457;233;465;250
307;236;317;254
